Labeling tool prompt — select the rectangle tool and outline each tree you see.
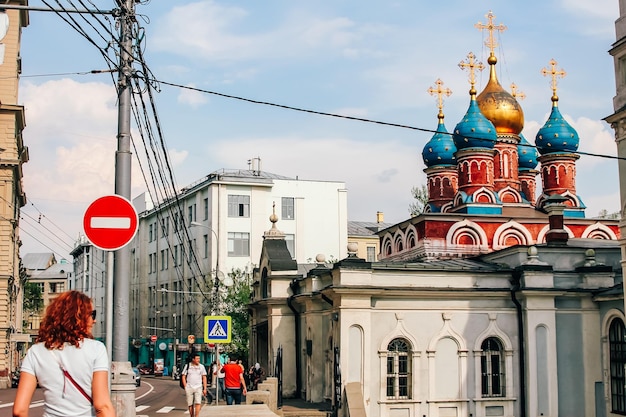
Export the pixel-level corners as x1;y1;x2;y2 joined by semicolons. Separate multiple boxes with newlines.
409;184;429;217
597;209;620;220
22;281;43;328
23;282;43;313
221;268;252;360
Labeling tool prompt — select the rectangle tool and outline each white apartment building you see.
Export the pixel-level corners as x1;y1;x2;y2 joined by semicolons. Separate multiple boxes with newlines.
129;165;348;350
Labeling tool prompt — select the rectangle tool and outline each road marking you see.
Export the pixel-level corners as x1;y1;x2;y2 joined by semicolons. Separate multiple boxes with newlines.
0;400;44;409
157;406;175;413
136;405;150;412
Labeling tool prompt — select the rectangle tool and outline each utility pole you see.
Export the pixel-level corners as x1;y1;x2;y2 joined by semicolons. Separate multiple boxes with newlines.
110;0;136;415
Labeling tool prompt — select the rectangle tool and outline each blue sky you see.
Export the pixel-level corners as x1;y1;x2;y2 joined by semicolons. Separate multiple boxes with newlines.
19;0;621;259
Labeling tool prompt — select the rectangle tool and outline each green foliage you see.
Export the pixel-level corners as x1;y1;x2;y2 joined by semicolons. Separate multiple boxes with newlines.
597;209;620;220
222;268;252;360
409;184;429;216
23;282;43;313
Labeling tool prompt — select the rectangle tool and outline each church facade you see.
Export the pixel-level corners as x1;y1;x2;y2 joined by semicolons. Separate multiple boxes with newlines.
249;11;625;417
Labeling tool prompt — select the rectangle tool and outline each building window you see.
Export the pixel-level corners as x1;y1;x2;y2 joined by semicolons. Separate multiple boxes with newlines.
228;232;250;256
148;223;153;242
228;195;250;217
188;204;196;223
282;197;294;220
285;234;295;258
610;318;626;414
50;282;65;294
161;217;169;237
203;234;209;259
366;246;376;262
481;337;505;397
35;282;44;293
203;198;209;220
386;338;411;399
160;249;169;270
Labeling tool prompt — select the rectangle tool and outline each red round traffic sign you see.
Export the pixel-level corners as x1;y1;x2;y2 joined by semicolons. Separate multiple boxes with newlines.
83;195;138;251
150;335;157;342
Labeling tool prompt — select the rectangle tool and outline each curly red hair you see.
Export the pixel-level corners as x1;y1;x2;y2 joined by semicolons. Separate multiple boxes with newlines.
37;290;94;349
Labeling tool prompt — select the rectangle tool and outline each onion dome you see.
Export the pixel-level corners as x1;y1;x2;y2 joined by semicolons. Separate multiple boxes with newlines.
423;79;456;167
517;134;539;170
535;100;579;155
476;55;524;135
455;52;497;149
423;116;456;167
453;97;497;150
535;59;579;155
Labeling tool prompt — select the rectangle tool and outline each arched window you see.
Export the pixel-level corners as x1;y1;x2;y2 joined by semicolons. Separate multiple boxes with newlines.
386;338;411;399
481;337;505;397
610;318;626;414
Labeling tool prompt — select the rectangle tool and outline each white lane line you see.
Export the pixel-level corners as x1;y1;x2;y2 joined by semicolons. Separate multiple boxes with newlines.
135;380;155;400
0;400;48;409
136;405;150;412
156;406;175;413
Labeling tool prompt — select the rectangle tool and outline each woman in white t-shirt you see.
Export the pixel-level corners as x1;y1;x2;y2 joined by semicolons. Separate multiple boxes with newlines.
12;290;115;417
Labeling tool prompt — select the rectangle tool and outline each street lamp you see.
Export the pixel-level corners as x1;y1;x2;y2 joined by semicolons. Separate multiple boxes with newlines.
189;221;234;314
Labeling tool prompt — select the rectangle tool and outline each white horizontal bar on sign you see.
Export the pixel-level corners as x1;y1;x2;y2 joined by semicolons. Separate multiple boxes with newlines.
90;216;131;229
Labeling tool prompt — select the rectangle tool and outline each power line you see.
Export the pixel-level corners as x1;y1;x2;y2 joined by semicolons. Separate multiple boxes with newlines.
153;79;625;162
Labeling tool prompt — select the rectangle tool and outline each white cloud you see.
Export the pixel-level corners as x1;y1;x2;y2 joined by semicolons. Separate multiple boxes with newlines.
177;84;209;108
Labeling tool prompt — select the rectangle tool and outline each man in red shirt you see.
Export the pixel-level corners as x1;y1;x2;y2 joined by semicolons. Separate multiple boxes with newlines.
220;355;247;405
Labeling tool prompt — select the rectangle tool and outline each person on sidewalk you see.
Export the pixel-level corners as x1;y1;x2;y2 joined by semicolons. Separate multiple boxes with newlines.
181;353;207;417
221;355;247;405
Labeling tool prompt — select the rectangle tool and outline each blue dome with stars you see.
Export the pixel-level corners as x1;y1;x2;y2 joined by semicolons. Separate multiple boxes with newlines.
453;99;497;150
517;134;539;170
535;104;579;155
422;119;457;167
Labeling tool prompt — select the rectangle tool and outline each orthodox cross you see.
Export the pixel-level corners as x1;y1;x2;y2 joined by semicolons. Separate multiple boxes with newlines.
541;59;566;101
475;11;507;56
458;52;484;96
510;83;526;100
427;79;452;118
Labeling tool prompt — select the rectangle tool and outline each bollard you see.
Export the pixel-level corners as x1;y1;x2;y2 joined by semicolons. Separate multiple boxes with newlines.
111;361;137;417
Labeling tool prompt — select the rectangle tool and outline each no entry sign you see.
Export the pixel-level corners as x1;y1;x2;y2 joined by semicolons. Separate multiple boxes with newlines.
83;195;138;251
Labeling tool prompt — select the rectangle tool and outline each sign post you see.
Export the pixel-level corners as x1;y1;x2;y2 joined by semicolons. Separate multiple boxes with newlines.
205;316;231;407
83;195;139;251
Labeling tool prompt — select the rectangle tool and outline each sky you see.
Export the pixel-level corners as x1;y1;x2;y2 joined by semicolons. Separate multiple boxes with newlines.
18;0;622;260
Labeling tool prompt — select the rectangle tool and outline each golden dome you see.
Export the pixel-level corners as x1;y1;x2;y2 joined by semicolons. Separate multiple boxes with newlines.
476;57;524;135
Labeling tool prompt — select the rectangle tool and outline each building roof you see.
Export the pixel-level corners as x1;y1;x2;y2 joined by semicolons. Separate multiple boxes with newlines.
348;221;392;237
30;260;72;279
22;253;56;271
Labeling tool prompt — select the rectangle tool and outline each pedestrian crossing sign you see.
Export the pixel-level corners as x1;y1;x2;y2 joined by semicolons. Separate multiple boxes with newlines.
204;315;231;343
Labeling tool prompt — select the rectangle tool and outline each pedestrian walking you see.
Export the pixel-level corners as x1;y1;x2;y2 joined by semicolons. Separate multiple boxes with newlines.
12;290;115;417
181;353;207;417
221;355;247;405
212;360;226;401
248;363;265;390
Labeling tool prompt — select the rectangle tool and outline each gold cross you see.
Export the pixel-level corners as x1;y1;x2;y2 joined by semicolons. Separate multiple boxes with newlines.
541;59;566;100
427;79;452;117
458;52;484;95
510;83;525;100
475;11;507;55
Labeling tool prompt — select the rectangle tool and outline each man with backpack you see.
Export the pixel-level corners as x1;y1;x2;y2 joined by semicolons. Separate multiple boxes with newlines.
181;353;207;417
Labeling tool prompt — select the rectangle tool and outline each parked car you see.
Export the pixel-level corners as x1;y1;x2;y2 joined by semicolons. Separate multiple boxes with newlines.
133;367;141;387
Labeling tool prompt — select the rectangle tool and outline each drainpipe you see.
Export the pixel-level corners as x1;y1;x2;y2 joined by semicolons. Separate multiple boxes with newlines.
511;271;527;417
287;279;302;397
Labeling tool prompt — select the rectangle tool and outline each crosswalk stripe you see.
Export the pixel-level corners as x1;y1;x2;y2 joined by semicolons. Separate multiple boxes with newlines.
157;406;175;413
136;405;150;412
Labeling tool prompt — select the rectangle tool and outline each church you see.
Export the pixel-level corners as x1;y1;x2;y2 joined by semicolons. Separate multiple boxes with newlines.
249;11;624;417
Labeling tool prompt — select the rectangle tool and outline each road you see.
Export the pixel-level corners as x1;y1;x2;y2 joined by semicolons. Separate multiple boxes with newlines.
0;375;221;417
